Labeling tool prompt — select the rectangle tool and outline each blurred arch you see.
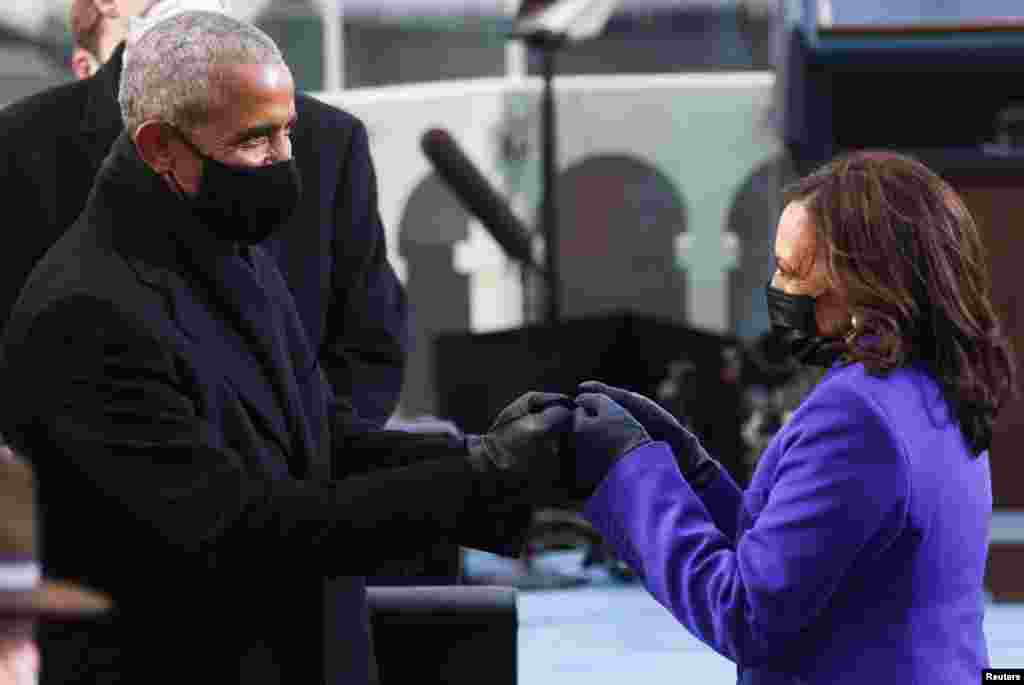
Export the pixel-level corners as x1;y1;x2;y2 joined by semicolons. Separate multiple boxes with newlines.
546;154;689;324
397;173;471;418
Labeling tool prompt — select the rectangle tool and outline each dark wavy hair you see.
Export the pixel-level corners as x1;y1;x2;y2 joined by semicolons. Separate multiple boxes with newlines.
784;150;1017;456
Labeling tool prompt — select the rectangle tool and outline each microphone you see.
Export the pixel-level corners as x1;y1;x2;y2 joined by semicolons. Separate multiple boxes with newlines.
420;128;540;271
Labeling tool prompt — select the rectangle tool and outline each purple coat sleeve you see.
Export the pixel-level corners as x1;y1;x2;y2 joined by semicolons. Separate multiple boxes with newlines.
583;385;910;666
696;463;744;542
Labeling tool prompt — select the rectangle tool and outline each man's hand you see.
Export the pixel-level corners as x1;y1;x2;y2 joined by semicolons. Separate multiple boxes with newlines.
578;380;718;486
465;392;574;483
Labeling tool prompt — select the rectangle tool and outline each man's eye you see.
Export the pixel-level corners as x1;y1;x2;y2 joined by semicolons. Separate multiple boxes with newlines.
240;137;268;149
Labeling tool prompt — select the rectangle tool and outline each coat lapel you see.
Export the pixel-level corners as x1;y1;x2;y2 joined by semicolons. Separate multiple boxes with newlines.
251;247;331;479
127;248;298;470
98;133;317;475
175;244;322;478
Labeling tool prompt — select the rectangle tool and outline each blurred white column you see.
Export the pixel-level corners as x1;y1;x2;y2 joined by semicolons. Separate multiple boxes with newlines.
454;222;525;333
675;230;741;333
505;0;527;78
318;0;345;91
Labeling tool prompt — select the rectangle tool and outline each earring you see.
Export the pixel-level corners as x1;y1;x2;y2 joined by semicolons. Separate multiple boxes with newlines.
845;314;860;345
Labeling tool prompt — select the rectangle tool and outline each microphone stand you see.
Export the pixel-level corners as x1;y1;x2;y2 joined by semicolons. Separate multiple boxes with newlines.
508;30;565;328
510;0;619;325
534;33;563;326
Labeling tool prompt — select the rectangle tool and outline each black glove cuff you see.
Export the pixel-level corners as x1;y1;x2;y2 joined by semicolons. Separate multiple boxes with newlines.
682;456;720;491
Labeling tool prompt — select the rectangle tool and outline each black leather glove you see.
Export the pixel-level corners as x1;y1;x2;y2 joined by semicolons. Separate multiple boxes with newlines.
465;392;575;489
572;393;652;491
578;380;719;489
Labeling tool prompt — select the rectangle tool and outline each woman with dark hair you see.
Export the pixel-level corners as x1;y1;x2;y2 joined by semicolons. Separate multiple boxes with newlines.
567;150;1017;684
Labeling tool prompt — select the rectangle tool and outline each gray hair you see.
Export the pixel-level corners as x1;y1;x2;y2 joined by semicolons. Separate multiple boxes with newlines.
119;11;285;136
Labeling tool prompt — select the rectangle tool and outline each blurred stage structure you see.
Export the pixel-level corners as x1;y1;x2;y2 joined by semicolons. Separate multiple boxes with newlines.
435;312;750;484
0;1;776;103
316;71;786;416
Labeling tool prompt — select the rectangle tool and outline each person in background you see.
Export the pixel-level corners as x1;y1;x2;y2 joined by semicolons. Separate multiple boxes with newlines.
0;445;111;685
567;150;1016;684
69;0;149;80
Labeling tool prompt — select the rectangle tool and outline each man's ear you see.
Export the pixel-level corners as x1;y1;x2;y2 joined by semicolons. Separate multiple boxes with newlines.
71;47;98;80
134;121;177;174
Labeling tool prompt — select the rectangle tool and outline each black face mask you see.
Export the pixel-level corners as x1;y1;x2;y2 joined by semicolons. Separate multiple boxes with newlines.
764;281;846;367
173;130;302;245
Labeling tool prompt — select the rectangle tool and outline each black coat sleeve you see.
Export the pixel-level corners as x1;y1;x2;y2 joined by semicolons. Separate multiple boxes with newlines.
320;119;408;427
2;296;506;576
329;407;535;558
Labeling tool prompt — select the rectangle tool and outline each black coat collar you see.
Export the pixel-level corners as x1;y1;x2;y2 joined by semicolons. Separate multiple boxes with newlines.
91;130;238;272
88;133;326;476
80;42;127;170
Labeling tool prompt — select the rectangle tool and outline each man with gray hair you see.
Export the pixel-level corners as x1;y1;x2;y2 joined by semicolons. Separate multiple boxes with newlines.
68;0;152;79
0;11;579;685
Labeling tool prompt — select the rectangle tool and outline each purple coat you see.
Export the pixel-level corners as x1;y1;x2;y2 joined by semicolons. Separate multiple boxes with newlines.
585;361;991;684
